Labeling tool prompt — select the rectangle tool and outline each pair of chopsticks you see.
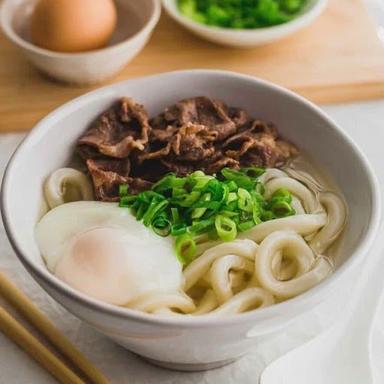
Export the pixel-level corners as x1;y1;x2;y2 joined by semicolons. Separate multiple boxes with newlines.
0;271;109;383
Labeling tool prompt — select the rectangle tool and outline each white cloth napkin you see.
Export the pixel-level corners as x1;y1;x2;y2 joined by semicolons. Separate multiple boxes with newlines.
1;100;384;383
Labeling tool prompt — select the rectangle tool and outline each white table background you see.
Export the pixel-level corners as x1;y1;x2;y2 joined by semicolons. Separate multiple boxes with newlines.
0;100;383;384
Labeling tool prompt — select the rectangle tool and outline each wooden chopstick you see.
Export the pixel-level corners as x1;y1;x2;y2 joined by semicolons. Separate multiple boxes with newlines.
0;271;109;384
0;306;85;384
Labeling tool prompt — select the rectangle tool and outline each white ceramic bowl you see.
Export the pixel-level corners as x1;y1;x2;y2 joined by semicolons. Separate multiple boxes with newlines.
0;0;161;85
1;70;381;371
162;0;327;47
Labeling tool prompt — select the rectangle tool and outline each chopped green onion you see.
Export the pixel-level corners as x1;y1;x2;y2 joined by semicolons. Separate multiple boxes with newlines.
153;174;185;193
238;220;255;232
137;191;164;204
152;215;171;237
255;182;265;195
220;210;239;218
221;168;255;190
177;0;308;29
272;201;295;217
191;193;211;219
271;188;292;203
252;204;262;224
175;234;196;265
225;180;238;192
190;218;215;234
142;200;168;227
119;184;129;197
118;166;296;263
190;170;205;177
215;215;237;242
171;207;180;223
237;188;253;212
192;174;214;190
172;191;201;207
119;195;136;208
240;167;265;178
171;223;187;236
261;210;275;221
227;192;238;203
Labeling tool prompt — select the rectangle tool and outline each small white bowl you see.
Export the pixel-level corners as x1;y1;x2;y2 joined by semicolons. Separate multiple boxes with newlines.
1;70;381;371
0;0;161;85
162;0;327;47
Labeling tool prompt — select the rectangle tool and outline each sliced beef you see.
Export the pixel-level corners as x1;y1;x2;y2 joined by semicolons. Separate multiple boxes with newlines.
78;98;150;159
216;101;249;128
151;97;243;141
127;177;153;195
160;159;197;177
202;156;240;174
151;125;179;142
78;97;297;201
86;158;131;201
139;123;217;163
86;158;152;200
223;119;297;168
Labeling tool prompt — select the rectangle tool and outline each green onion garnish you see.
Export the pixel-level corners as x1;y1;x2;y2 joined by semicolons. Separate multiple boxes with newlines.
215;215;237;242
152;214;171;237
175;233;197;265
177;0;308;29
119;184;129;197
118;167;296;265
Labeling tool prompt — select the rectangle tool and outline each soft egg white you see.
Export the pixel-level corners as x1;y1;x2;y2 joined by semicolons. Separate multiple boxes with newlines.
35;201;183;305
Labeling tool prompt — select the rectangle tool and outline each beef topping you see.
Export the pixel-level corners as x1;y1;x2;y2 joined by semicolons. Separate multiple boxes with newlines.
78;98;150;159
78;97;297;201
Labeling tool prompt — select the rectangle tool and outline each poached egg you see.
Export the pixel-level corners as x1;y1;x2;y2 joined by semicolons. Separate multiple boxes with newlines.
35;201;183;305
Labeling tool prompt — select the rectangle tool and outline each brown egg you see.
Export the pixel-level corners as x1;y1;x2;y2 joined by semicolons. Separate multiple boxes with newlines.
30;0;117;53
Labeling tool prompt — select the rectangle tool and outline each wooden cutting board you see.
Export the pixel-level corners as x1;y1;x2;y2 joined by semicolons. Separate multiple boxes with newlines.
0;0;383;132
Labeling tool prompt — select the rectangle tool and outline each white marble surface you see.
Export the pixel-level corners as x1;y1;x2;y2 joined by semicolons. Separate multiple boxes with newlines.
0;99;384;383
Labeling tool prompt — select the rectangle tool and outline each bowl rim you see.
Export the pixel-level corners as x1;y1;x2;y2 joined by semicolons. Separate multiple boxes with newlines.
0;0;161;58
1;69;381;328
162;0;327;37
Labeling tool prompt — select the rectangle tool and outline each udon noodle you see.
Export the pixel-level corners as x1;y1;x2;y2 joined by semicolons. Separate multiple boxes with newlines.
44;167;94;209
40;164;347;316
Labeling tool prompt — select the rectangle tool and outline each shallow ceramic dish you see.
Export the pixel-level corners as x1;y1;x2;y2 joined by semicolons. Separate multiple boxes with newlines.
162;0;327;47
0;0;161;84
1;70;381;371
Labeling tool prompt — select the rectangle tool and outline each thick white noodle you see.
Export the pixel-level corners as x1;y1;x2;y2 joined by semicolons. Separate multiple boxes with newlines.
246;273;261;288
265;177;318;213
229;270;248;290
128;292;196;313
291;196;305;215
256;231;332;299
284;168;324;193
196;272;212;288
184;239;258;291
195;240;222;257
309;192;347;254
238;214;327;243
209;255;254;304
193;289;219;315
209;288;275;315
151;308;178;315
44;168;93;209
271;251;297;281
259;168;288;184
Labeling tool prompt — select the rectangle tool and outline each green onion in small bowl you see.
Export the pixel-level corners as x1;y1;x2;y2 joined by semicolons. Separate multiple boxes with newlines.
162;0;327;47
177;0;310;29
